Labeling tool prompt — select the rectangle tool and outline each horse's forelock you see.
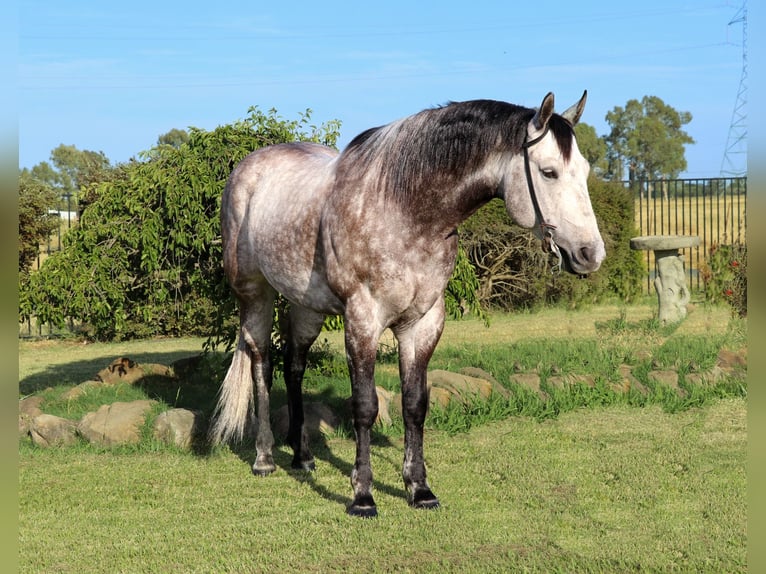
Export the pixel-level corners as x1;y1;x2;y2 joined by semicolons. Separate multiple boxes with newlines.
548;114;575;163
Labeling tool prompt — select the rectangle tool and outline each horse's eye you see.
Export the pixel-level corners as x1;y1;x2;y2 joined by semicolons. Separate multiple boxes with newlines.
541;168;558;180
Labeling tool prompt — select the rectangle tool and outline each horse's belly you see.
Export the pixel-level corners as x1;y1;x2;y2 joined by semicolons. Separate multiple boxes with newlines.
265;267;345;316
243;208;344;315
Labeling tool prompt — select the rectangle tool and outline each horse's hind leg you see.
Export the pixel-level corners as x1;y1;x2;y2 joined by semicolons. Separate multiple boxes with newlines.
281;304;326;471
210;283;277;476
393;300;445;509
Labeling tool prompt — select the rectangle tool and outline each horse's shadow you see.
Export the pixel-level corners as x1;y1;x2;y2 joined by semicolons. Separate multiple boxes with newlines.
228;427;409;510
20;349;407;508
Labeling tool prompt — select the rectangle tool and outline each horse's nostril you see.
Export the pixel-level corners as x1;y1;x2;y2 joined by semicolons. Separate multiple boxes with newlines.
579;246;594;264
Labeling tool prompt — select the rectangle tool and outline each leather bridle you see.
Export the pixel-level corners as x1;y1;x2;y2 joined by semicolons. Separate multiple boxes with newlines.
522;124;564;274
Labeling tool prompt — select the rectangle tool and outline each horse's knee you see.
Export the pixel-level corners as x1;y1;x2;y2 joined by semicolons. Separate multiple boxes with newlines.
352;391;379;429
401;386;428;425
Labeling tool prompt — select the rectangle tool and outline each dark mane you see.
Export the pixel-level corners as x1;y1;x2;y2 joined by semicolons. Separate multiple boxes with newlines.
338;100;575;205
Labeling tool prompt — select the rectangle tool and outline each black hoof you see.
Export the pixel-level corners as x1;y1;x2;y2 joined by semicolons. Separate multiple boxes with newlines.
291;458;316;472
252;458;276;477
347;495;378;518
411;489;440;510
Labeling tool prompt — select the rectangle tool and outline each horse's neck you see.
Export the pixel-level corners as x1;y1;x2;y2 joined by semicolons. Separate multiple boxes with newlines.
414;158;505;234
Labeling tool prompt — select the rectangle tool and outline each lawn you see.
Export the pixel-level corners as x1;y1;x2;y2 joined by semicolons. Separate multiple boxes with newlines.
18;302;747;573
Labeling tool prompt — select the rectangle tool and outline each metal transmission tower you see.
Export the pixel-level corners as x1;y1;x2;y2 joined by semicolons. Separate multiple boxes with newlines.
720;1;747;177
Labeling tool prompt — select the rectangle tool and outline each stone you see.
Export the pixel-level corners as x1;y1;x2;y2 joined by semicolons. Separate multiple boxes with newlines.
375;386;394;426
547;374;597;390
630;235;700;324
629;235;700;251
648;370;684;396
717;349;746;372
60;380;104;401
19;395;44;417
30;414;78;447
273;401;341;439
458;367;511;398
509;373;546;399
653;254;691;324
428;386;453;409
77;400;156;446
153;408;204;449
427;370;493;402
95;357;173;385
19;396;44;436
615;365;648;395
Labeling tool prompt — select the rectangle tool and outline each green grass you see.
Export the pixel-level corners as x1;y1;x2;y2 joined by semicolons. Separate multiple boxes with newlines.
18;303;747;572
19;400;746;573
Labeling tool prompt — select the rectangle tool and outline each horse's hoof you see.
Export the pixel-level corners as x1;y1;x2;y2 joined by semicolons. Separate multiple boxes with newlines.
411;489;440;510
291;458;316;472
252;459;276;477
347;495;378;518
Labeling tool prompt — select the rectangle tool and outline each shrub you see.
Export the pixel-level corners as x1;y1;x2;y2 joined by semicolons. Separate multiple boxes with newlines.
21;108;342;341
459;176;643;310
701;242;747;317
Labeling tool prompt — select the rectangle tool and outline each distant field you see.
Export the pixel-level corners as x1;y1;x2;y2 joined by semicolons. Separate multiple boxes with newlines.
633;194;746;292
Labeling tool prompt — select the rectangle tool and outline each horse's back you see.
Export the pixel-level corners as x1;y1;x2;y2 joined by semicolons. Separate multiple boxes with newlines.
222;142;342;312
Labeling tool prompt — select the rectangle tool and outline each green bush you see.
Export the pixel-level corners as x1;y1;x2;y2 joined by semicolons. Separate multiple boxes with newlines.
20;108;341;341
459;176;643;310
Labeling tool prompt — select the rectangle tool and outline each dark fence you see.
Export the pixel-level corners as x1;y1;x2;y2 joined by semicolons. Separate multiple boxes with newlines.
630;177;747;293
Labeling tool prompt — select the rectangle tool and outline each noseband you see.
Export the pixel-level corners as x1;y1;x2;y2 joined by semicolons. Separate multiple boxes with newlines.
522;125;563;274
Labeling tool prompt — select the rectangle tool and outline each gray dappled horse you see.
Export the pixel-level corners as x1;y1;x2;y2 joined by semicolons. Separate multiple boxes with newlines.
210;92;605;517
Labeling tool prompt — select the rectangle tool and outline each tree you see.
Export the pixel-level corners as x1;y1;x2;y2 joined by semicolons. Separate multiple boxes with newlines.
574;122;608;177
157;128;190;149
18;173;59;274
21;144;114;213
604;96;694;186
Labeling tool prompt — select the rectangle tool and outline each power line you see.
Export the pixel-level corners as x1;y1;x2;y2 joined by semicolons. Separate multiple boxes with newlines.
720;1;747;177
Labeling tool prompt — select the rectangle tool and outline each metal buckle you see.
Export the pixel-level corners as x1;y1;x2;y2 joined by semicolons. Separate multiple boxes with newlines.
543;227;563;275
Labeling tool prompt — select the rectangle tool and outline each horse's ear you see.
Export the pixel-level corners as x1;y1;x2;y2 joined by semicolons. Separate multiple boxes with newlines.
561;90;588;125
532;92;555;130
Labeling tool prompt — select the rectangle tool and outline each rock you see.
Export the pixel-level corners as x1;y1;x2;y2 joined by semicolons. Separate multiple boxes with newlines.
717;349;746;372
509;373;546;399
94;357;172;385
648;369;685;396
459;367;511;398
60;380;104;401
19;395;44;417
273;401;341;439
427;370;493;402
375;386;394;426
77;400;157;446
19;396;44;436
428;386;453;409
153;408;204;449
547;374;597;390
614;365;648;395
170;355;205;379
30;414;78;447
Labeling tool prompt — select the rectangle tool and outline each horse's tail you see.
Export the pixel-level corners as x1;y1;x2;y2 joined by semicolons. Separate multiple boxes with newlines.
209;337;255;445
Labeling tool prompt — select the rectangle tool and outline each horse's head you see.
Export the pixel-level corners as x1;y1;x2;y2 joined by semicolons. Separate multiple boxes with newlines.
503;91;605;275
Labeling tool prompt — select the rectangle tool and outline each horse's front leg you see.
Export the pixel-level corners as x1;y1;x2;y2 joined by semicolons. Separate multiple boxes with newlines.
282;305;326;471
393;300;445;509
344;312;383;518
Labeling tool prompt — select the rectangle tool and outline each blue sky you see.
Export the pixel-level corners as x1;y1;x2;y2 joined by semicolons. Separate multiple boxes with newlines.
19;1;746;177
